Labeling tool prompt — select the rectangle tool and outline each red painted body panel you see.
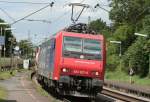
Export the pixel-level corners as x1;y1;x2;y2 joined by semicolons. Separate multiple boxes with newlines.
102;38;106;80
52;32;63;80
52;31;106;81
61;58;103;79
62;31;104;40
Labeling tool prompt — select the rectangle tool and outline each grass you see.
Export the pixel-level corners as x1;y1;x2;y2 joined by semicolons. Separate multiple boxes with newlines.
32;79;60;102
18;68;29;72
35;83;49;97
105;70;150;86
32;79;49;97
0;70;17;80
37;86;51;97
0;69;17;102
0;86;7;101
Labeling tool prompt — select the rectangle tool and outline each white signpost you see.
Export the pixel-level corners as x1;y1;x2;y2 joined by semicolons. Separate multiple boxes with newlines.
23;59;29;69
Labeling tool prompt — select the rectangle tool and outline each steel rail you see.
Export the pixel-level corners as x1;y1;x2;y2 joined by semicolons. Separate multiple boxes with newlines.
102;87;150;102
63;98;72;102
104;80;150;99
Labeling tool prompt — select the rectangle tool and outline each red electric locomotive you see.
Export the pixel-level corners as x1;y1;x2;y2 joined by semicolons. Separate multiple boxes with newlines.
37;23;106;98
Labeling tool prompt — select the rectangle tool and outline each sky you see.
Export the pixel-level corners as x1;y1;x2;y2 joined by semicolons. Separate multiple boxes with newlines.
0;0;111;45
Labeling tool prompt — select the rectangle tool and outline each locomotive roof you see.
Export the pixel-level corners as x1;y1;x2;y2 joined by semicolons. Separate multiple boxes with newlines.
60;31;104;40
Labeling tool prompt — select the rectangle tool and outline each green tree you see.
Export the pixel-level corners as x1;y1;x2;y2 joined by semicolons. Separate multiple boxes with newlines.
89;19;111;38
0;19;15;57
19;40;34;59
113;24;135;54
109;0;150;26
143;15;150;34
106;0;150;77
123;15;150;77
123;37;148;77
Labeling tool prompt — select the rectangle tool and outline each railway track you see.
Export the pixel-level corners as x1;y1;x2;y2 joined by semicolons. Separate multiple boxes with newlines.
63;98;71;102
102;87;150;102
33;73;150;102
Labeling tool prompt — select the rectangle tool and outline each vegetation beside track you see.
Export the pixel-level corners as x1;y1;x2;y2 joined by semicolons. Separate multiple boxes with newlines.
0;70;17;80
89;0;150;78
105;71;150;86
31;75;60;102
0;86;7;102
32;81;49;97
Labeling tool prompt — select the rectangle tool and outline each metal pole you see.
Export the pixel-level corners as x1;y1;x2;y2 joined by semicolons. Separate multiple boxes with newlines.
10;39;13;74
110;40;122;70
0;27;2;70
4;30;6;59
134;32;149;76
0;27;2;36
119;43;122;70
149;54;150;76
0;46;1;70
119;43;122;57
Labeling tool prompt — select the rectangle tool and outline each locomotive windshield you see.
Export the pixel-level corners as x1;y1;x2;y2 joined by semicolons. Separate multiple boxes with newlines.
83;39;101;55
63;36;102;60
64;37;82;52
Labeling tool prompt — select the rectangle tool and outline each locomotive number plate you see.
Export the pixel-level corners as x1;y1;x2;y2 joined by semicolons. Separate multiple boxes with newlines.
73;70;88;75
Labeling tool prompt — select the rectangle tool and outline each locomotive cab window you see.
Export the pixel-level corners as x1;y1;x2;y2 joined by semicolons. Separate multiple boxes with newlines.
83;39;101;55
63;36;102;60
64;37;82;52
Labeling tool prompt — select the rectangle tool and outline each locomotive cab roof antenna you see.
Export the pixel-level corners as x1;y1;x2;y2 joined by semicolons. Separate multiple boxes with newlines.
69;3;89;24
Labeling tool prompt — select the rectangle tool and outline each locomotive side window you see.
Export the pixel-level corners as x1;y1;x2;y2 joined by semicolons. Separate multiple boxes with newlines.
39;45;47;69
64;37;82;52
50;39;55;49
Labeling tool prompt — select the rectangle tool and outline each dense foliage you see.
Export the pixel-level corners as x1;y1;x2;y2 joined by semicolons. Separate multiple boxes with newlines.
19;40;34;59
0;19;15;57
0;19;34;58
89;18;111;38
89;0;150;77
0;0;149;78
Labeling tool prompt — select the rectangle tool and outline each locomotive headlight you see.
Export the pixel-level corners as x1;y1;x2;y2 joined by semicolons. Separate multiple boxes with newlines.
95;72;99;76
62;68;67;72
62;68;70;73
92;71;99;76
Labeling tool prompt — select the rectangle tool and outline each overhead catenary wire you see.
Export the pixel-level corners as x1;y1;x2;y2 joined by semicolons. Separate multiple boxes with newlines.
51;0;86;24
69;3;90;23
24;19;51;24
52;10;70;23
80;0;86;3
94;3;109;12
10;2;54;25
47;0;92;26
0;0;53;5
96;0;109;6
0;7;15;21
6;0;88;38
63;0;86;7
94;0;110;12
4;0;86;25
